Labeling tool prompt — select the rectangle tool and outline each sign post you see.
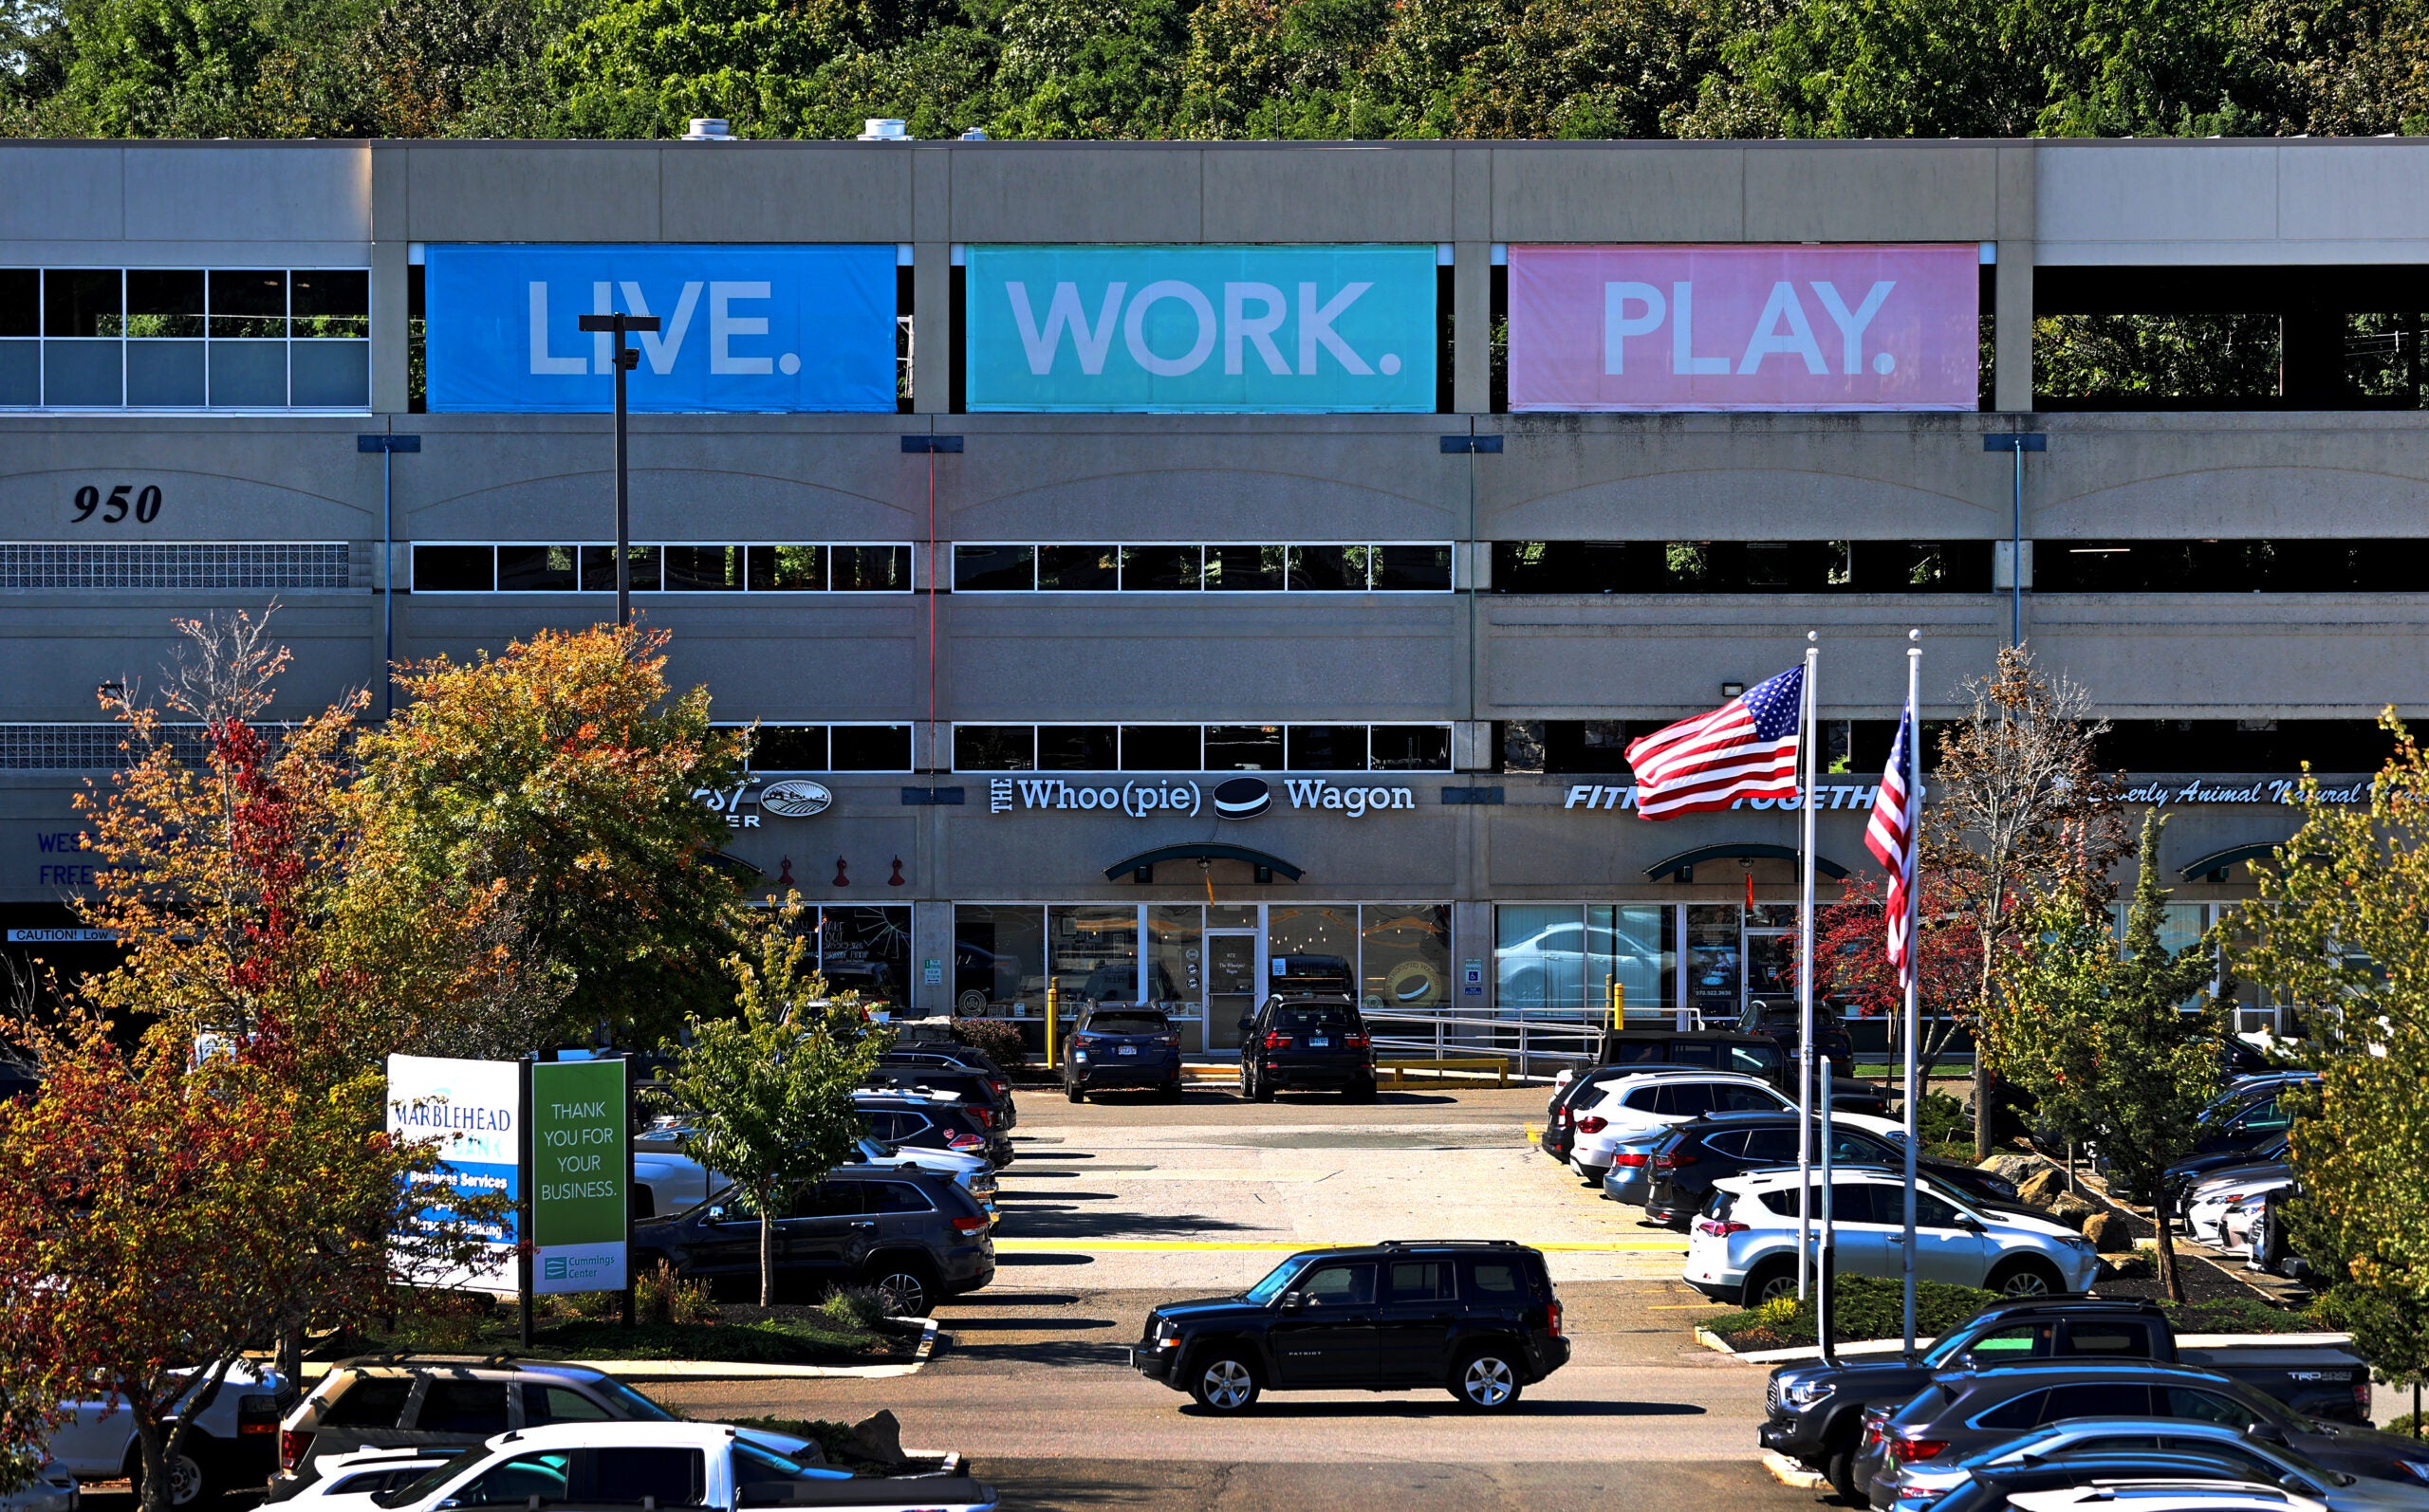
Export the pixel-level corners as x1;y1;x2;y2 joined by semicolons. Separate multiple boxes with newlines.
529;1058;633;1302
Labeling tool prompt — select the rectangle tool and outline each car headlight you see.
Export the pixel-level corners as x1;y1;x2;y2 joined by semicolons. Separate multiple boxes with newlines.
1779;1380;1834;1409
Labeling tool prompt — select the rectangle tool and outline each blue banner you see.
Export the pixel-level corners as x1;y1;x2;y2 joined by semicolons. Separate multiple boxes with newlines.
965;245;1437;413
425;245;898;414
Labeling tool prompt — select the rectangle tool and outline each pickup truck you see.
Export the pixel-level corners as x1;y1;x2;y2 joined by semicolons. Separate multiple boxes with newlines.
1759;1295;2372;1500
298;1420;994;1512
46;1359;291;1508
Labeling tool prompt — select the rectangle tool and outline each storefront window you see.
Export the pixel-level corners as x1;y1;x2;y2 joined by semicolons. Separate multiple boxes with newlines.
1686;904;1740;1026
1361;905;1451;1011
954;905;1043;1018
819;906;912;1013
1266;904;1358;990
1050;905;1140;1006
1587;905;1675;1018
1495;905;1585;1013
1146;906;1200;1013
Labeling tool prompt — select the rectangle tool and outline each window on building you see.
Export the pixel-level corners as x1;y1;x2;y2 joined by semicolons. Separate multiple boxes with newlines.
817;906;912;1013
954;543;1452;593
721;723;912;773
0;267;369;410
952;724;1453;772
2038;539;2429;593
1493;541;1988;594
412;543;911;593
1494;904;1676;1016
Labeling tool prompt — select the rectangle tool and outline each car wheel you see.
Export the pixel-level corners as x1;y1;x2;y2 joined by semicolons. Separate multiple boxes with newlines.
1163;1078;1184;1099
867;1260;937;1318
1987;1257;2063;1298
1743;1262;1799;1308
1450;1348;1524;1411
1826;1438;1860;1502
1345;1077;1378;1103
1066;1079;1086;1103
1252;1070;1275;1103
1190;1353;1260;1412
133;1444;216;1511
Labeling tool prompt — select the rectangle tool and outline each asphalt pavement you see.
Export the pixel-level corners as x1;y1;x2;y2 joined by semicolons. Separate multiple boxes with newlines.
649;1082;1814;1512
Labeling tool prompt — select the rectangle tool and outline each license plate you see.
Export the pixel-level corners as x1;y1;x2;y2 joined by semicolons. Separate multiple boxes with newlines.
1308;1037;1329;1047
1118;1044;1138;1056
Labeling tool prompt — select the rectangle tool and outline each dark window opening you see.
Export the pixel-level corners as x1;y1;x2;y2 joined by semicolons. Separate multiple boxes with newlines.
747;725;827;771
1120;726;1201;770
1204;725;1285;770
1493;542;1982;594
829;725;912;771
954;725;1034;771
1038;724;1118;769
2036;538;2429;593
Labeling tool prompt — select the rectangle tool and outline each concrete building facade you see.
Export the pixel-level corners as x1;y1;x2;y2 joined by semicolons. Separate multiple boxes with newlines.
4;138;2424;1050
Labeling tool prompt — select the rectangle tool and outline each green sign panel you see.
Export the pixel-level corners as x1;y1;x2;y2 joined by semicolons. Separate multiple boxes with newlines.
529;1059;628;1295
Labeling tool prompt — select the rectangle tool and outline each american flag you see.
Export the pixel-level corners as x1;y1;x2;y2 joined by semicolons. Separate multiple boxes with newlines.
1864;706;1918;987
1624;665;1805;820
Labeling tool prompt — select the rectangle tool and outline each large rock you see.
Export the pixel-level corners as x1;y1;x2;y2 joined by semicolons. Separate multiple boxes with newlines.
2047;1192;2100;1230
847;1411;906;1468
1981;1152;2044;1185
2083;1211;2135;1253
2015;1167;2067;1208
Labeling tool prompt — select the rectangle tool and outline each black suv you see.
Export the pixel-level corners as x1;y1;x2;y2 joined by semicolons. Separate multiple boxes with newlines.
632;1165;993;1315
1238;994;1377;1101
1132;1241;1568;1412
859;1063;1017;1132
1737;999;1855;1080
1641;1111;2021;1227
1063;1005;1184;1099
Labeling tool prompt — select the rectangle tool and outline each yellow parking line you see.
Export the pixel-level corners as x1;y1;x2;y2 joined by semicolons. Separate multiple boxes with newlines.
993;1238;1688;1254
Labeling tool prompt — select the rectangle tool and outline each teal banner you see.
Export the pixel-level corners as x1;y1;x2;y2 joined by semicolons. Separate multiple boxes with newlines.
965;245;1437;413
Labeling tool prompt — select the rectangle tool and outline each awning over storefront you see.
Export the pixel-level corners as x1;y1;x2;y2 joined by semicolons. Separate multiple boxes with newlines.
2178;842;2287;882
1645;843;1849;883
1105;843;1305;884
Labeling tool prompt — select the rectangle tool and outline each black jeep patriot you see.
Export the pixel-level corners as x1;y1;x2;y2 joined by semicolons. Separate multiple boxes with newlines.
1131;1241;1569;1412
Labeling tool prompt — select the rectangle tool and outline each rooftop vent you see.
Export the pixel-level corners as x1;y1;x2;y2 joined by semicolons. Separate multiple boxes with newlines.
959;127;990;140
682;119;733;141
859;119;913;141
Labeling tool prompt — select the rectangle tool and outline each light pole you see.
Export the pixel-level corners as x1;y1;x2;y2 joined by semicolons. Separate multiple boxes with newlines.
576;313;661;627
1982;433;2046;646
357;432;420;717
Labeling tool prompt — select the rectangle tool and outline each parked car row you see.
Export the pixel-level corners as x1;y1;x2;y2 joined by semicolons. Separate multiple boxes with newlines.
1757;1293;2414;1512
1058;995;1384;1104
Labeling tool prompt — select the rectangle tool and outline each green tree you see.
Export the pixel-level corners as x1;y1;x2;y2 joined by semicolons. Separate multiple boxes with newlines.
655;894;885;1307
352;623;746;1054
1990;811;2225;1301
2242;711;2429;1398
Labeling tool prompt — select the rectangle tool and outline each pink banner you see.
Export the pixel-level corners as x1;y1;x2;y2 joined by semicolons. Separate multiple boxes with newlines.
1508;244;1979;412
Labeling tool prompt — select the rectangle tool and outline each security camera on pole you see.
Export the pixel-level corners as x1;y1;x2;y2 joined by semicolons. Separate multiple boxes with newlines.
575;311;661;628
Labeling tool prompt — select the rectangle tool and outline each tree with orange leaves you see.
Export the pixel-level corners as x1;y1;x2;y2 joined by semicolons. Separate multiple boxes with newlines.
351;621;747;1053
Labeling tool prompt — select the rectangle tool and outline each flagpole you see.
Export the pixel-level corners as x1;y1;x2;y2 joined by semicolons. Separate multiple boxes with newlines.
1795;631;1819;1300
1902;628;1923;1361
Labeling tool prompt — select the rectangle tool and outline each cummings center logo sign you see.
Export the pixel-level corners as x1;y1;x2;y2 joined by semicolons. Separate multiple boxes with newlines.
758;780;833;818
965;245;1437;414
424;244;898;415
1213;777;1270;820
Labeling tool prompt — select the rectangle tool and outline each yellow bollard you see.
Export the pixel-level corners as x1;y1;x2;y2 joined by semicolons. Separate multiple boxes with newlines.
1045;981;1061;1071
1608;977;1625;1029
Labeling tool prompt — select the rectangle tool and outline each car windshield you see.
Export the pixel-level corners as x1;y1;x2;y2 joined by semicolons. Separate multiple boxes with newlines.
590;1377;678;1422
1086;1013;1168;1035
1243;1256;1312;1305
1276;1006;1353;1033
372;1448;482;1508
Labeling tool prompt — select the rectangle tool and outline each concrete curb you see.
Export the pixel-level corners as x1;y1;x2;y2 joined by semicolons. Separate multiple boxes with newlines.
296;1317;941;1383
1761;1451;1830;1491
1698;1326;2348;1366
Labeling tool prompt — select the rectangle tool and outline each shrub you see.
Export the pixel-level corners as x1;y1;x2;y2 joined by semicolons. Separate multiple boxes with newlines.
1706;1274;2001;1350
636;1259;715;1325
950;1018;1026;1069
820;1284;892;1331
1917;1090;1972;1146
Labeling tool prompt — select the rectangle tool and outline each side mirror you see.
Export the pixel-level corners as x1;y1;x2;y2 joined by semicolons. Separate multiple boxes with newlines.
706;1204;731;1225
1237;1017;1254;1033
2248;1421;2289;1445
1280;1291;1304;1313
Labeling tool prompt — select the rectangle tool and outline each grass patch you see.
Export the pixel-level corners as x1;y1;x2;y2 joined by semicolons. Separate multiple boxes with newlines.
1700;1273;2321;1352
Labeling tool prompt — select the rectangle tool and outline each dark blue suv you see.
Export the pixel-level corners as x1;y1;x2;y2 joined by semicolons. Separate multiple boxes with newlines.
1063;1005;1184;1100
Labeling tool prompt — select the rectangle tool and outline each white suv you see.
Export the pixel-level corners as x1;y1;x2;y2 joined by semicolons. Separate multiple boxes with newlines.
1566;1073;1913;1183
1683;1168;2099;1306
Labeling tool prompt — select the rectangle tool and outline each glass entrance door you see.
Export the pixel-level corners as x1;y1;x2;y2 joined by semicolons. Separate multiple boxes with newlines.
1742;931;1795;1024
1205;930;1262;1054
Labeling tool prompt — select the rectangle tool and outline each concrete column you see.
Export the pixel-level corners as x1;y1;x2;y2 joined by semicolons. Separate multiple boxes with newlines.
913;144;953;415
1454;243;1491;415
1452;899;1493;1016
912;898;954;1015
1994;245;2034;413
369;142;410;415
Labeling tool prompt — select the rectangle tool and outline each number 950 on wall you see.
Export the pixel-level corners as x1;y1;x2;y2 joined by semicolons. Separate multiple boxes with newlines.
72;485;162;524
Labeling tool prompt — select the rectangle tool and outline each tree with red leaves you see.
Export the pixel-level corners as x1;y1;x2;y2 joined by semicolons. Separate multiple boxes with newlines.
1798;873;1985;1088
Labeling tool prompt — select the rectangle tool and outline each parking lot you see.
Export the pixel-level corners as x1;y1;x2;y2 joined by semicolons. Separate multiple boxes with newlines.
653;1082;1813;1512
